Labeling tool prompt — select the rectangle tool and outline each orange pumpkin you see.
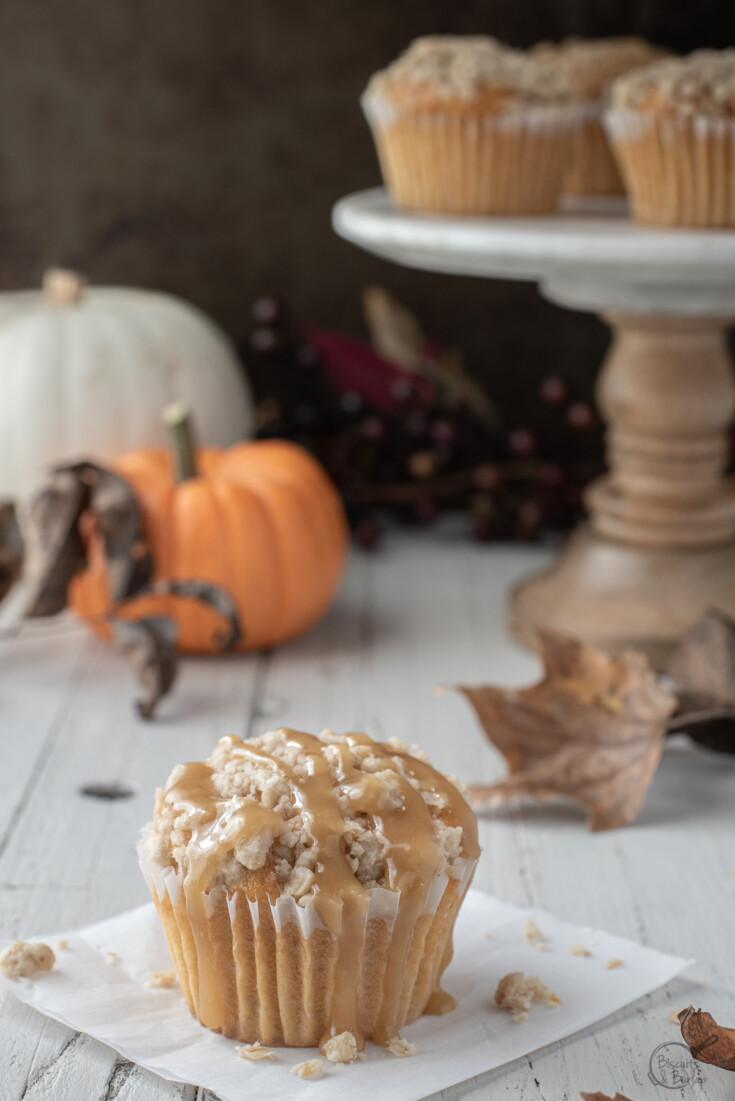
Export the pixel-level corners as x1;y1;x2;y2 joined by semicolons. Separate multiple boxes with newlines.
69;410;349;652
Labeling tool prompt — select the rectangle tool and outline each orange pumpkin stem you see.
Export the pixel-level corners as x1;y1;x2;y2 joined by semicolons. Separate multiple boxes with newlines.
163;402;198;482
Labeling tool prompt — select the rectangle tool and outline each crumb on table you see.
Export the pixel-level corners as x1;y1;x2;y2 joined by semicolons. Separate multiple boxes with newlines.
669;1007;684;1024
523;918;550;952
495;971;560;1023
55;939;69;951
291;1058;323;1080
105;951;120;965
323;1031;362;1064
0;941;55;980
145;968;177;988
236;1041;276;1061
570;942;592;957
388;1036;418;1057
605;958;623;970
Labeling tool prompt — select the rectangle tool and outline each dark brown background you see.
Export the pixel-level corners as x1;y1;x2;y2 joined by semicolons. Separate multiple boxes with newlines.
0;0;731;415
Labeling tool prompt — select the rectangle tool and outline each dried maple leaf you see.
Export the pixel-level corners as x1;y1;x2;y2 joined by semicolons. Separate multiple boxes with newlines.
138;579;242;650
667;609;735;754
679;1006;735;1070
0;502;24;603
455;631;676;831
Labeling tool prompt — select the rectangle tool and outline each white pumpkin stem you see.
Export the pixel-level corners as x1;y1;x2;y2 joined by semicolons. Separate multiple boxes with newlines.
163;401;198;482
43;268;87;305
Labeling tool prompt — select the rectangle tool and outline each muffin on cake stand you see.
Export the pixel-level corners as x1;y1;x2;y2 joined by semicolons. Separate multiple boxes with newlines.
333;188;735;667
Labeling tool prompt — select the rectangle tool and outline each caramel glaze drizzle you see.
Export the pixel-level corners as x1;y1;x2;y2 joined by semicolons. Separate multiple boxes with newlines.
164;730;479;1049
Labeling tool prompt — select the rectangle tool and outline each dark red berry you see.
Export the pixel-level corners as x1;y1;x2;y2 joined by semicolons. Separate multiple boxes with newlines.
390;377;414;404
474;463;502;491
538;463;564;489
251;296;282;325
354;518;383;551
540;376;569;406
412;499;437;525
250;327;279;353
517;501;544;532
360;415;384;441
430;418;456;444
508;428;537;457
567;401;596;430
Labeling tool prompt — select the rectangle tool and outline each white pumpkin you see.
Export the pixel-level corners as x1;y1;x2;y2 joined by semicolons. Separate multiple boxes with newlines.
0;269;254;499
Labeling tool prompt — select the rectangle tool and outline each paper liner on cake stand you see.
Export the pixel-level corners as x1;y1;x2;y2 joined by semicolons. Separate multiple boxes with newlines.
333;188;735;667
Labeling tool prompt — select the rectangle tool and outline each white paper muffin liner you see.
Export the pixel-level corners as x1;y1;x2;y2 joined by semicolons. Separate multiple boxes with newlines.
362;93;588;215
138;842;477;1046
605;107;735;224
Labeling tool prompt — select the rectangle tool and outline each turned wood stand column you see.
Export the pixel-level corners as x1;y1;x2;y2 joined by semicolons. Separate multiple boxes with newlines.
333;188;735;669
511;312;735;666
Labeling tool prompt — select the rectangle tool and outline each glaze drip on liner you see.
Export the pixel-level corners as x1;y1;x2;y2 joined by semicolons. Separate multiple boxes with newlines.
162;729;479;1048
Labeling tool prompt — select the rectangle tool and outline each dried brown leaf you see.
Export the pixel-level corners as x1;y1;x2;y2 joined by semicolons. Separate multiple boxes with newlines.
667;609;735;754
456;631;676;831
362;285;498;428
139;579;242;650
109;615;178;720
0;502;24;603
679;1006;735;1070
25;461;153;617
25;467;90;616
579;1093;637;1101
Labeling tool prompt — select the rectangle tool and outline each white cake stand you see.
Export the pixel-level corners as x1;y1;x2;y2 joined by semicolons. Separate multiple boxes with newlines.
333;187;735;666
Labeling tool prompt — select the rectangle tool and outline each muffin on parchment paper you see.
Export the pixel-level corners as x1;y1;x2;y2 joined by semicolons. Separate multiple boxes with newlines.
362;35;584;215
532;37;667;196
138;729;479;1050
607;50;735;226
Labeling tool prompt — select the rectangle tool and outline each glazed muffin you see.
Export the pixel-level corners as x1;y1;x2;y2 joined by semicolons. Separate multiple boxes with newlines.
532;37;667;196
607;50;735;225
362;35;583;215
138;729;479;1050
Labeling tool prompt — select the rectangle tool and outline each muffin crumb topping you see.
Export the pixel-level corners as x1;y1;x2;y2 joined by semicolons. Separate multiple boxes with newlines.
291;1058;323;1080
365;35;576;106
612;51;735;117
388;1036;419;1057
323;1030;362;1063
0;940;55;980
533;37;665;100
495;971;560;1023
236;1041;275;1061
146;969;177;989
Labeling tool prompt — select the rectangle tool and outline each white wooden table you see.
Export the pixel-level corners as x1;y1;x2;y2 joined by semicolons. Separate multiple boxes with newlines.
2;531;734;1100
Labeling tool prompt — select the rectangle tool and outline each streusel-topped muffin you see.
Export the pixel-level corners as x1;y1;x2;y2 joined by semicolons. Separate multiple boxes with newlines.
362;35;584;215
532;36;666;195
608;50;735;224
139;729;479;1050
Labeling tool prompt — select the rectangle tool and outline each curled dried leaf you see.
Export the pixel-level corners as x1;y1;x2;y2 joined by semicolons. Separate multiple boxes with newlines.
579;1093;637;1101
25;461;153;617
0;502;24;603
679;1006;735;1071
668;609;735;754
138;579;243;650
456;631;676;831
109;615;178;720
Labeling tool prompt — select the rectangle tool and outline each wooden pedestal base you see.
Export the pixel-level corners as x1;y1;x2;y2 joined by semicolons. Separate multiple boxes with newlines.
510;312;735;668
510;524;735;668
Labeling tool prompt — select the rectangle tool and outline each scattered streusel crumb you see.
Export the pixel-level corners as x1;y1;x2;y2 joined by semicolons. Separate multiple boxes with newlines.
145;969;177;988
523;918;550;952
55;939;69;951
236;1042;276;1061
323;1031;361;1064
605;958;623;970
0;941;55;979
495;971;560;1023
570;943;592;957
482;931;493;939
388;1036;419;1057
105;951;120;965
291;1059;323;1080
669;1007;683;1024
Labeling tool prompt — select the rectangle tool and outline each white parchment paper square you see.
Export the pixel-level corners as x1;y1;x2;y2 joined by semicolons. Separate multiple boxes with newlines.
0;891;691;1101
